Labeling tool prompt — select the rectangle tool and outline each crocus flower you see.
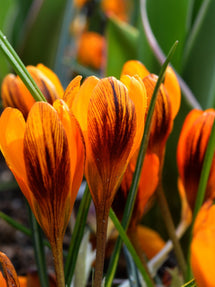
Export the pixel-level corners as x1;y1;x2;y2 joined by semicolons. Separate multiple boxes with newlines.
77;32;106;70
1;64;64;119
0;100;85;287
177;109;215;210
64;75;147;286
191;200;215;286
121;60;181;162
0;251;21;287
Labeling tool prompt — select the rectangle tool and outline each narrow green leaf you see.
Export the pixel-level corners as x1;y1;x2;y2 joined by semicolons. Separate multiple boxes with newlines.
105;41;178;287
0;211;31;237
123;245;141;287
109;209;151;287
28;206;49;287
182;279;196;287
0;29;46;102
65;184;91;286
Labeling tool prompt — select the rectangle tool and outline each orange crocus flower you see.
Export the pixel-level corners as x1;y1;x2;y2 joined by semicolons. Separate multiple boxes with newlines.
121;60;181;162
191;200;215;287
177;109;215;210
64;75;147;286
0;100;85;286
1;64;64;119
77;32;106;70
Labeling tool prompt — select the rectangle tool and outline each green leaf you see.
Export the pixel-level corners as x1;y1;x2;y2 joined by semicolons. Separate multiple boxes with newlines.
123;245;141;287
181;279;196;287
106;17;139;78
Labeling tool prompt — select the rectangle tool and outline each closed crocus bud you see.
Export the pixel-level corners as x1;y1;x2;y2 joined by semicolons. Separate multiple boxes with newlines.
77;32;106;70
177;109;215;211
0;100;85;287
121;60;181;162
64;75;147;287
191;200;215;287
1;64;64;119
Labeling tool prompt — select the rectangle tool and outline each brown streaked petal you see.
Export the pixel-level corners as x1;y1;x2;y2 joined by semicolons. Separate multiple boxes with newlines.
177;109;215;210
37;63;64;98
27;66;60;105
53;99;85;209
0;251;20;287
63;75;82;109
143;74;172;156
24;102;71;240
72;76;99;132
1;74;35;119
164;66;181;119
121;60;149;79
120;74;147;157
177;109;203;183
85;77;136;208
191;200;215;287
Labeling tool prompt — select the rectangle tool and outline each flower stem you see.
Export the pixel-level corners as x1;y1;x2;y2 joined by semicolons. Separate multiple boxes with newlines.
156;182;187;280
51;239;65;287
94;208;109;287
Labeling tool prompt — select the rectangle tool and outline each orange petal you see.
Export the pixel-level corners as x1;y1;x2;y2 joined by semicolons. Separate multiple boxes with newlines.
164;66;181;119
24;102;72;241
72;76;99;132
0;251;20;287
53;99;85;209
177;109;215;210
85;77;136;209
37;63;64;98
136;225;165;259
63;75;82;109
178;178;192;226
27;66;60;104
120;74;147;157
121;60;150;79
191;200;215;287
1;74;35;119
143;74;172;157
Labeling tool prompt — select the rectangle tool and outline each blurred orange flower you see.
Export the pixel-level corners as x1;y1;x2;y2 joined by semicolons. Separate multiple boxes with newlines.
191;200;215;287
1;64;64;119
0;100;85;248
177;109;215;210
101;0;129;21
77;32;106;70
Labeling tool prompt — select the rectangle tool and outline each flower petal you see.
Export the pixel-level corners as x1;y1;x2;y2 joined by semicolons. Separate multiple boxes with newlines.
1;74;35;118
121;60;149;79
120;74;147;156
24;102;71;240
37;63;64;97
85;77;136;208
72;76;99;132
63;75;82;109
0;251;20;287
164;66;181;119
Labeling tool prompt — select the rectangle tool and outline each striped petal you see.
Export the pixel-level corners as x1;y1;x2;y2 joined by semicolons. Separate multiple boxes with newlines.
85;77;136;209
24;102;71;241
1;74;35;119
143;74;172;157
63;75;82;109
37;63;64;97
177;109;215;210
